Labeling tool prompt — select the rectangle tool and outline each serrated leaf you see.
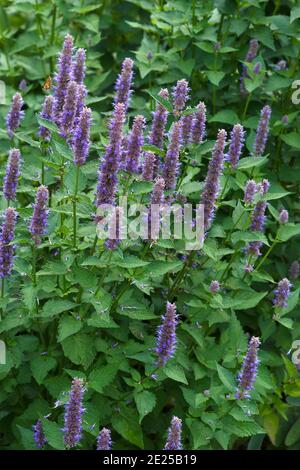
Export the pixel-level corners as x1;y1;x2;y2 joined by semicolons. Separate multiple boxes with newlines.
134;390;156;423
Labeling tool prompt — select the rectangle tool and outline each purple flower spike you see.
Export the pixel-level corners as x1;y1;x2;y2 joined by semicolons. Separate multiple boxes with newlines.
279;209;288;225
172;79;189;115
164;416;182;450
39;96;54;141
235;336;260;399
149;177;165;239
246;199;268;257
72;107;92;166
227;124;245;169
60;81;79;137
33;419;47;449
0;207;17;278
210;280;220;293
201;129;227;232
162;121;182;194
191;101;206;145
72;48;86;84
3;148;21;202
53;34;74;124
142;152;156;181
240;39;259;94
244;180;257;205
97;427;112;450
273;278;292;308
156;302;178;367
96;103;126;209
180;112;194;145
114;58;134;111
289;261;299;280
74;84;87;127
253;105;271;157
6;92;24;138
125;115;146;173
29;185;49;245
253;62;262;74
149;88;169;149
63;378;85;448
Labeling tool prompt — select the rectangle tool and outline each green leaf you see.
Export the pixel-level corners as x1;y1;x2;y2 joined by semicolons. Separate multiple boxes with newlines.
285;417;300;446
142;260;183;278
58;315;82;342
134;390;156;423
62;333;96;369
281;132;300;149
41;418;65;450
146;91;172;112
216;363;236;391
112;409;144;448
164;363;188;384
31;355;57;385
290;6;300;23
277;223;300;242
237;156;268;170
41;299;77;318
206;71;225;86
89;363;119;393
209;110;239;125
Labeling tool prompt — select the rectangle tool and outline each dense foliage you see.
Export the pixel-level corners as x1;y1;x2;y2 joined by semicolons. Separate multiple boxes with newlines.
0;0;300;451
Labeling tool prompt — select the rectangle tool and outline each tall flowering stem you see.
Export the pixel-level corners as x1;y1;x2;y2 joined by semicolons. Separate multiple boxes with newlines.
155;302;178;367
172;79;189;116
53;34;74;124
0;207;17;280
253;105;271;157
162;121;182;196
149;177;165;239
63;378;85;448
96;103;126;211
97;428;112;450
3;148;21;203
114;58;134;111
273;278;292;308
60;81;79;137
6;92;24;139
148;88;169;174
142;152;156;181
191;101;206;144
29;185;49;247
164;416;182;450
227;124;245;169
125;115;146;174
201;129;226;232
72;48;86;84
235;336;260;399
180;112;194;145
39;95;54;142
33;419;47;449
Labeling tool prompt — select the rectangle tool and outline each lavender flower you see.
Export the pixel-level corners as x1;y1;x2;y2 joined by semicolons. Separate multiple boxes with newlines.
162;121;182;194
72;48;86;84
60;80;79;137
156;302;178;367
240;39;259;93
210;280;220;293
227;124;245;169
289;261;299;280
257;178;270;196
125;115;146;173
164;416;182;450
72;107;92;166
246;200;268;257
105;206;122;251
282;115;288;125
3;148;21;202
6;92;24;138
53;34;74;124
0;207;17;278
148;88;169;149
18;79;27;90
253;105;271;157
275;60;287;71
273;278;292;308
149;177;165;239
96;103;126;209
180;112;194;145
97;428;112;450
244;180;257;205
142;152;156;181
33;419;47;449
114;58;134;111
279;209;288;224
200;129;227;232
191;101;206;145
39;96;54;141
74;84;87;128
119;135;128;170
172;79;189;115
63;378;85;448
29;185;49;245
235;336;260;399
253;62;262;74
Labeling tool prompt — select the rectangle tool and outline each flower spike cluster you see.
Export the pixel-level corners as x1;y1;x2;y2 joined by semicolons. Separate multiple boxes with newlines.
29;185;49;245
60;80;79;137
0;207;18;278
125;115;146;173
227;124;245;169
172;79;189;115
3;148;21;202
39;96;54;141
253;105;271;156
72;106;92;166
273;278;292;308
33;419;47;449
162;121;182;194
191;101;206;144
155;302;178;367
97;428;112;450
72;48;86;84
63;378;85;448
142;152;156;181
164;416;183;450
53;34;74;124
114;57;134;111
6;92;24;138
235;336;260;399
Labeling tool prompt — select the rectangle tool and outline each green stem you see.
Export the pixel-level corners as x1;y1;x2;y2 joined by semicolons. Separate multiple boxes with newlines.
50;4;57;73
168;251;196;300
242;92;252;121
255;239;278;272
41;161;45;185
32;244;37;286
73;165;80;249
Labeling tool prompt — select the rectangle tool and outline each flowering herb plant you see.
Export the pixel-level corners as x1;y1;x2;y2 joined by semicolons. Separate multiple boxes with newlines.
0;0;300;451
